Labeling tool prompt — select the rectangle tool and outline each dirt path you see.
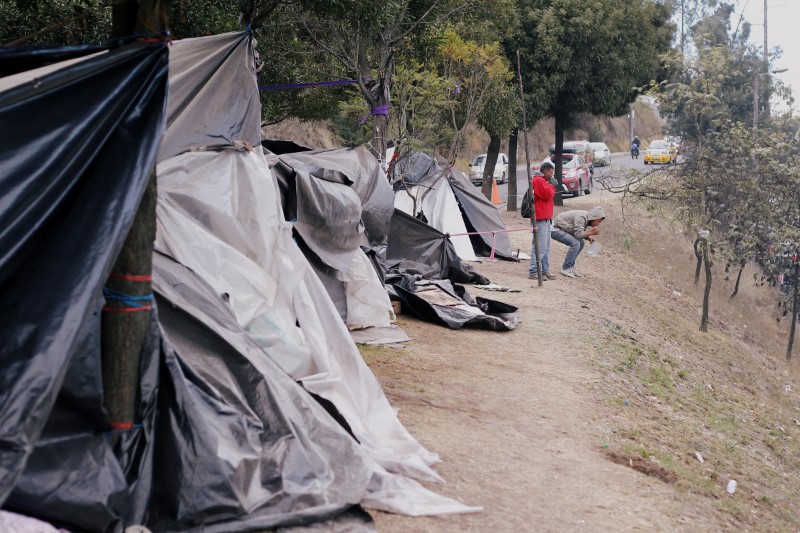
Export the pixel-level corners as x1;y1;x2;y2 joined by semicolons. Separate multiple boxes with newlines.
365;193;728;531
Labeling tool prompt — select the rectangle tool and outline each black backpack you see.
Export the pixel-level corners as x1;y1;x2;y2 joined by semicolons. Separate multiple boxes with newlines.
520;189;532;219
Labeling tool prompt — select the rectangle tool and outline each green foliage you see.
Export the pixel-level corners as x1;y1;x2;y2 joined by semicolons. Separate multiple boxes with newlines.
0;0;110;45
509;0;673;123
477;83;521;139
391;60;454;150
631;11;800;346
170;0;240;38
437;29;514;157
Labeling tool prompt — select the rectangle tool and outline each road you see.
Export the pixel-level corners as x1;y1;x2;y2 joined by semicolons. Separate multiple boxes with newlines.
485;151;647;206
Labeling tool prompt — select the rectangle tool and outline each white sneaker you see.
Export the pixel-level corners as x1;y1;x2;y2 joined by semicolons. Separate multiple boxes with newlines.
560;268;576;278
570;267;581;277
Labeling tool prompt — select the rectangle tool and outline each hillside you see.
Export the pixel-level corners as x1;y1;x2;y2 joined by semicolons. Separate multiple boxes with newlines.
261;98;663;170
359;192;800;531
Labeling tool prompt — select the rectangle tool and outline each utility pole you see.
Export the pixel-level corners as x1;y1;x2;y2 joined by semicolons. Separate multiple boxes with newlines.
516;50;542;287
753;72;759;136
628;105;635;142
763;0;768;65
680;0;685;56
754;68;788;136
763;0;770;117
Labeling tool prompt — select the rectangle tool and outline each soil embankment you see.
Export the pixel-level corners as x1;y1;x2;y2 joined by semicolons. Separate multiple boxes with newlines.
363;191;800;531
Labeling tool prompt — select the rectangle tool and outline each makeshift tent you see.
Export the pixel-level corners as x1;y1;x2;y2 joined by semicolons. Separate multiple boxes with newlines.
391;151;514;260
0;32;477;532
0;42;169;520
266;146;396;331
385;210;519;331
154;31;477;516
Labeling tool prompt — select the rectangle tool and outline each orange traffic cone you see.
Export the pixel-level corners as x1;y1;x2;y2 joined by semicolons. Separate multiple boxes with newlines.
491;179;501;205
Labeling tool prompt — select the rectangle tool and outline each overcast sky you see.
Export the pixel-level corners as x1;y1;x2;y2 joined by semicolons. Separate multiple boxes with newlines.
734;0;800;113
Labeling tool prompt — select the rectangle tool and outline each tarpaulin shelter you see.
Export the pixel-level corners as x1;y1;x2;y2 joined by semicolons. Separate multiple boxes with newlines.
266;146;396;332
153;31;477;518
385;210;519;331
0;31;477;532
390;151;514;260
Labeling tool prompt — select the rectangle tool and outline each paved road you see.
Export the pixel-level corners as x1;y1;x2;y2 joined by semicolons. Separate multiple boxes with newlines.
482;151;646;206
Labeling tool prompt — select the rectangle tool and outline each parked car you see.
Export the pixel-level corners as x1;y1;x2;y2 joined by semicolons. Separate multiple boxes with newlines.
470;153;508;185
533;154;592;197
643;140;676;165
590;142;611;166
550;141;594;174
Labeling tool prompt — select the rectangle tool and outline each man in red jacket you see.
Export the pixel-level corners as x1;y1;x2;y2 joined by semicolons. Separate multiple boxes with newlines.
529;161;558;280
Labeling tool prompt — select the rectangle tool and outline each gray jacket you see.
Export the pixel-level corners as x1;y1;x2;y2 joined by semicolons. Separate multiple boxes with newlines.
552;207;605;239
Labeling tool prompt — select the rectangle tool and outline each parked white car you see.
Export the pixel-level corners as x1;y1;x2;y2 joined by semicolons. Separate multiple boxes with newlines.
470;153;508;185
590;142;611;166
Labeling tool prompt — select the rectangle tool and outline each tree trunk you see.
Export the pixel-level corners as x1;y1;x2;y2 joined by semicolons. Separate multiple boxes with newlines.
101;171;156;439
787;263;799;361
102;1;165;444
553;113;565;207
481;135;501;200
112;0;139;37
507;128;519;212
700;241;712;332
373;112;388;163
693;238;702;287
730;264;743;298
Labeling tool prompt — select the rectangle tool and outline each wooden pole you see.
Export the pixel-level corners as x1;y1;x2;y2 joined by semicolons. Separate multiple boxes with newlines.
516;51;542;287
101;0;166;444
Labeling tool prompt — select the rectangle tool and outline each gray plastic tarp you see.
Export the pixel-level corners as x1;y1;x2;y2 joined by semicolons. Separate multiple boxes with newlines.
158;32;261;161
155;148;478;515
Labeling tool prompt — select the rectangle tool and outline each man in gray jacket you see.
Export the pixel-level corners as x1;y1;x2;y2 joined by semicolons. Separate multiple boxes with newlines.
551;206;605;278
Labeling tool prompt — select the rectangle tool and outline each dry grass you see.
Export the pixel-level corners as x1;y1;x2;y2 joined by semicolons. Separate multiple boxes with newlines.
592;200;800;530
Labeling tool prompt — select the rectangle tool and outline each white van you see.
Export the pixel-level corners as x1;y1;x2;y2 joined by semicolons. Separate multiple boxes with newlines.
469;153;508;185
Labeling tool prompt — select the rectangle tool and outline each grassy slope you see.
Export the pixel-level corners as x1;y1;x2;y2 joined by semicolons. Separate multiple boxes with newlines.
593;201;800;529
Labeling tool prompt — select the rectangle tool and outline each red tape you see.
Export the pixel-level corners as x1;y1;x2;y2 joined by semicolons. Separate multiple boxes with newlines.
102;305;153;313
110;422;134;430
110;273;152;282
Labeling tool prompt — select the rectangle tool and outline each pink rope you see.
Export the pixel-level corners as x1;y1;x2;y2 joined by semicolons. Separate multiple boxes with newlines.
447;227;534;260
448;227;533;237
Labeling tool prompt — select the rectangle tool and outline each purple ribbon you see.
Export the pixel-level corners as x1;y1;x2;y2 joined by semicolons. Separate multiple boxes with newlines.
259;79;356;91
359;104;389;125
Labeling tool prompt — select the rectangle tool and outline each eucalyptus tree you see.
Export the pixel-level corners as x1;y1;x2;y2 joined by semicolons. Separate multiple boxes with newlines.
749;123;800;360
508;0;672;204
287;0;477;162
390;28;514;216
476;84;521;201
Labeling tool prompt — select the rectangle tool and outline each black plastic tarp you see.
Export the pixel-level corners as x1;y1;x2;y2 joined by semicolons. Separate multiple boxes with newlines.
385;210;519;330
279;147;394;258
447;169;513;259
0;44;106;77
0;42;376;532
0;43;169;506
386;209;487;285
149;254;375;532
389;150;443;187
295;166;364;273
388;278;519;331
158;32;262;162
390;151;514;259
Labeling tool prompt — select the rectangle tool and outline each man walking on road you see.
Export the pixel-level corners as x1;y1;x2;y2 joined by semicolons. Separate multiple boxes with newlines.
529;162;558;280
552;206;605;278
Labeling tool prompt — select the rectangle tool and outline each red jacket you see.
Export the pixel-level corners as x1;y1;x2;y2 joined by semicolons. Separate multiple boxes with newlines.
531;175;555;220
